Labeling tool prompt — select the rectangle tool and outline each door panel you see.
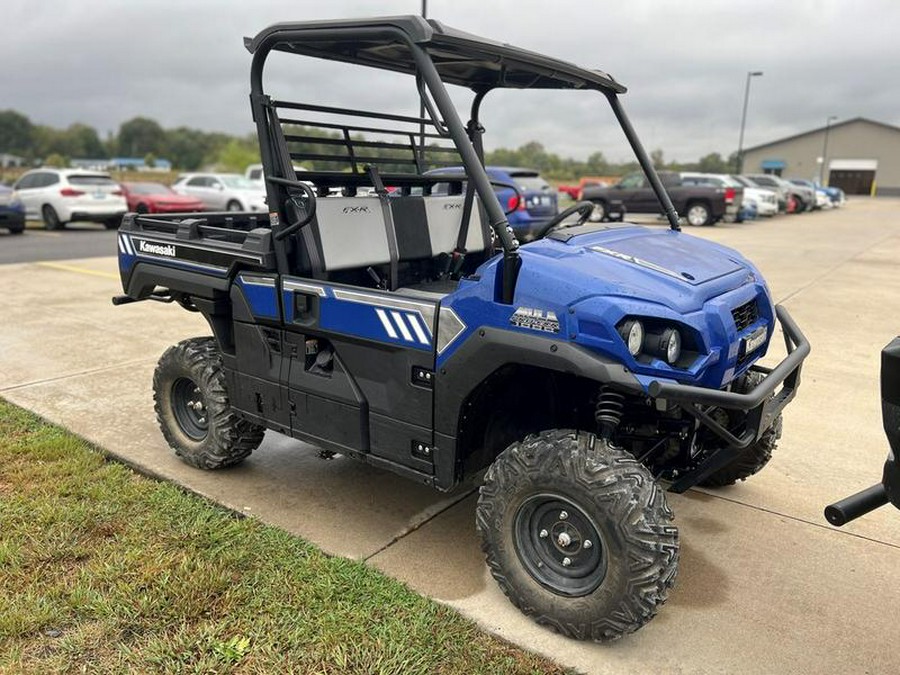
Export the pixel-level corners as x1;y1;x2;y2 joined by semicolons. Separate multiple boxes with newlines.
281;277;437;469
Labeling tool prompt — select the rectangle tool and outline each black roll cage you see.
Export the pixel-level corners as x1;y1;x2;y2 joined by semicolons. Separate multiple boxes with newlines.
246;16;680;303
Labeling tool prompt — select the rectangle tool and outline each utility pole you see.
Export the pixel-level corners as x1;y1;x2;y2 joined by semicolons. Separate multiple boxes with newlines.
736;71;763;174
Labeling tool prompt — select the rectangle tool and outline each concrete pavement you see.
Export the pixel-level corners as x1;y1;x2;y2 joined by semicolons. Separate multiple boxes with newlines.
2;201;899;673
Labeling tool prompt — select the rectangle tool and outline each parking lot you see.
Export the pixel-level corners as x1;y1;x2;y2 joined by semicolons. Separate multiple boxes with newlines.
1;200;899;673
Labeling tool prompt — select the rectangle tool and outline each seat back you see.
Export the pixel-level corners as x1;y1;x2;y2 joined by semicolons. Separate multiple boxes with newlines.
313;196;391;272
422;195;488;256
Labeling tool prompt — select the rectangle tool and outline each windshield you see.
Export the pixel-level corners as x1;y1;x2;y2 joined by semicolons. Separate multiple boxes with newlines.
511;175;551;192
220;176;259;190
128;182;172;195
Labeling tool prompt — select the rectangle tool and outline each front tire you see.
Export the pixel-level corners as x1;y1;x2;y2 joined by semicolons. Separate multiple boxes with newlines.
699;371;781;487
153;337;265;469
226;200;242;212
477;429;679;642
42;204;64;230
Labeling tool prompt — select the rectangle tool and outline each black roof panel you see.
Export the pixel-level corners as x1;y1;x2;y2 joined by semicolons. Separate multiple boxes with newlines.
245;15;625;93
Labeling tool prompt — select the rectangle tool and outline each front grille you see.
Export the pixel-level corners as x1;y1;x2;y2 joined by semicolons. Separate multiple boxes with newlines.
731;299;759;331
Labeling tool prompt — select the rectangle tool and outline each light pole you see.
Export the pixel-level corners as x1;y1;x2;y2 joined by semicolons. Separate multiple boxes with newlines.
819;115;837;185
736;71;763;174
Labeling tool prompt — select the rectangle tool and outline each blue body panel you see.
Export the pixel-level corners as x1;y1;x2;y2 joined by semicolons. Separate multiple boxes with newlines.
438;224;773;392
236;274;280;320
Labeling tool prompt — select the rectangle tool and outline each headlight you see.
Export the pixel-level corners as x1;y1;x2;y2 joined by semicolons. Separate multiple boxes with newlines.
644;326;682;365
617;319;644;356
664;328;681;364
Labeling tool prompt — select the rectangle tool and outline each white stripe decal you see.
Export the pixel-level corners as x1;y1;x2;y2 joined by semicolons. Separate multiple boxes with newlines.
117;236;125;254
406;313;430;345
391;311;414;342
123;235;134;255
375;308;398;339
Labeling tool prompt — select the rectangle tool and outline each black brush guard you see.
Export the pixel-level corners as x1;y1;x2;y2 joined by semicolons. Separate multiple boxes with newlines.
647;305;810;493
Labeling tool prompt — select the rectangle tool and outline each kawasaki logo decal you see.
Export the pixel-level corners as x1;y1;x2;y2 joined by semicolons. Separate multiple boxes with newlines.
138;240;177;257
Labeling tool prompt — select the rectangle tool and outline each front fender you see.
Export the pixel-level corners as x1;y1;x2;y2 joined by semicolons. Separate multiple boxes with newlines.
433;325;643;441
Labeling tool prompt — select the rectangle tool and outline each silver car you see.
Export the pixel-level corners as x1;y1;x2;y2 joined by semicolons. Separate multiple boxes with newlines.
172;173;267;212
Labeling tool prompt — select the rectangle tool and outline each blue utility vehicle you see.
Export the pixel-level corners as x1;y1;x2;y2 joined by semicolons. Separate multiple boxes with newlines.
114;16;809;641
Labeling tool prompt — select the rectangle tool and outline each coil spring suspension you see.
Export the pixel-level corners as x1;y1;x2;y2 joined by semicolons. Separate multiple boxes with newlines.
595;386;625;440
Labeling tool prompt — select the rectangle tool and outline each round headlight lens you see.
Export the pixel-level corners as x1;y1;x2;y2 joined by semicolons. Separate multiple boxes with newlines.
619;319;644;356
664;328;682;364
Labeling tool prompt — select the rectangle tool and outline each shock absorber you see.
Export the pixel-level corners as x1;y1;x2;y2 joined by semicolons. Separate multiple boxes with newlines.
595;385;625;440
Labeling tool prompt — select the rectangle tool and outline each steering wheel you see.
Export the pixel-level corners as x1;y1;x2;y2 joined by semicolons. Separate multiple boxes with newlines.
533;201;595;240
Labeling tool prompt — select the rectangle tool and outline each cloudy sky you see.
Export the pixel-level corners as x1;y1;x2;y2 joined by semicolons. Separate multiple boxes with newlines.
4;0;899;163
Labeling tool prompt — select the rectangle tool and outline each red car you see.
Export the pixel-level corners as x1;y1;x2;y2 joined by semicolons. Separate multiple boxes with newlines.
121;182;205;214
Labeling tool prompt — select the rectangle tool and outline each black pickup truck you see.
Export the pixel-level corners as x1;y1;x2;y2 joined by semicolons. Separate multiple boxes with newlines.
582;170;742;226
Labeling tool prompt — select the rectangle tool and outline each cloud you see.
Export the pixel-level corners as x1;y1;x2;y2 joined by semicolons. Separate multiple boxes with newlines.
3;0;899;162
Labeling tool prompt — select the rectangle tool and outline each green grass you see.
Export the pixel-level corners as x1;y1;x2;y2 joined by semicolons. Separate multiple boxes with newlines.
0;400;563;674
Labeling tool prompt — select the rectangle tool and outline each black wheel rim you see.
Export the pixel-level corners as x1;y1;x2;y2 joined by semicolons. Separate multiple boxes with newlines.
171;377;209;441
513;493;607;597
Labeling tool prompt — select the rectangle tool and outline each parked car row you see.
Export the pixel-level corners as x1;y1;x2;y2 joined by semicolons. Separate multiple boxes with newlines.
3;162;846;235
570;170;845;227
2;168;270;230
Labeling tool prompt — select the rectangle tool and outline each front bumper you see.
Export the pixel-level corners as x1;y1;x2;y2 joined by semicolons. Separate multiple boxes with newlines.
648;305;810;492
0;208;25;228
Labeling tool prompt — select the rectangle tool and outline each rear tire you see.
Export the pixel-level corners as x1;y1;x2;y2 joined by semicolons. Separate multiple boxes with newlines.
42;204;64;230
104;217;121;230
226;200;242;212
8;223;25;235
587;200;607;222
685;201;712;226
477;429;679;642
153;337;265;470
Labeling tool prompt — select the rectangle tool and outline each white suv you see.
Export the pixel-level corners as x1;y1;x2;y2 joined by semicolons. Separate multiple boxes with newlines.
13;169;127;230
172;173;267;212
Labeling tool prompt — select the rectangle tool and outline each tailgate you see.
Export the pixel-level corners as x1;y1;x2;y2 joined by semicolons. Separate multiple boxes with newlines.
117;212;276;299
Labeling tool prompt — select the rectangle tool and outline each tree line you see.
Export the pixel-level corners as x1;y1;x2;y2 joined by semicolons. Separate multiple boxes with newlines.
0;109;736;179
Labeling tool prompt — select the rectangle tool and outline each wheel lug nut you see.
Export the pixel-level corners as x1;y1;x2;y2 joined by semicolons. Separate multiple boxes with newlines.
539;529;548;539
583;539;593;550
559;511;568;520
562;557;571;567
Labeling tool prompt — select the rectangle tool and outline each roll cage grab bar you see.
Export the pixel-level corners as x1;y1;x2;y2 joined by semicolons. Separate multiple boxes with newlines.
247;24;681;303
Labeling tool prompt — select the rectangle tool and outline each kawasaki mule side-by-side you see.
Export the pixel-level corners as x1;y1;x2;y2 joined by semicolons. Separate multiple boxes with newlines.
113;17;809;640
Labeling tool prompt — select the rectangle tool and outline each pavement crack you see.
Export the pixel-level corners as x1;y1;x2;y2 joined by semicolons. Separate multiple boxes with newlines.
0;359;156;393
694;489;900;551
363;486;479;561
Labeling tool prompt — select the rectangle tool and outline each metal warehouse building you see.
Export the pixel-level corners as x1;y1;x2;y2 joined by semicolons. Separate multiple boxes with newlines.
742;117;900;196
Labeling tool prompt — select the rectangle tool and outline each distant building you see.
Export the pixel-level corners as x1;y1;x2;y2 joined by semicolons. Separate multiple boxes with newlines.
0;153;25;168
70;157;173;172
71;158;111;171
742;117;900;196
